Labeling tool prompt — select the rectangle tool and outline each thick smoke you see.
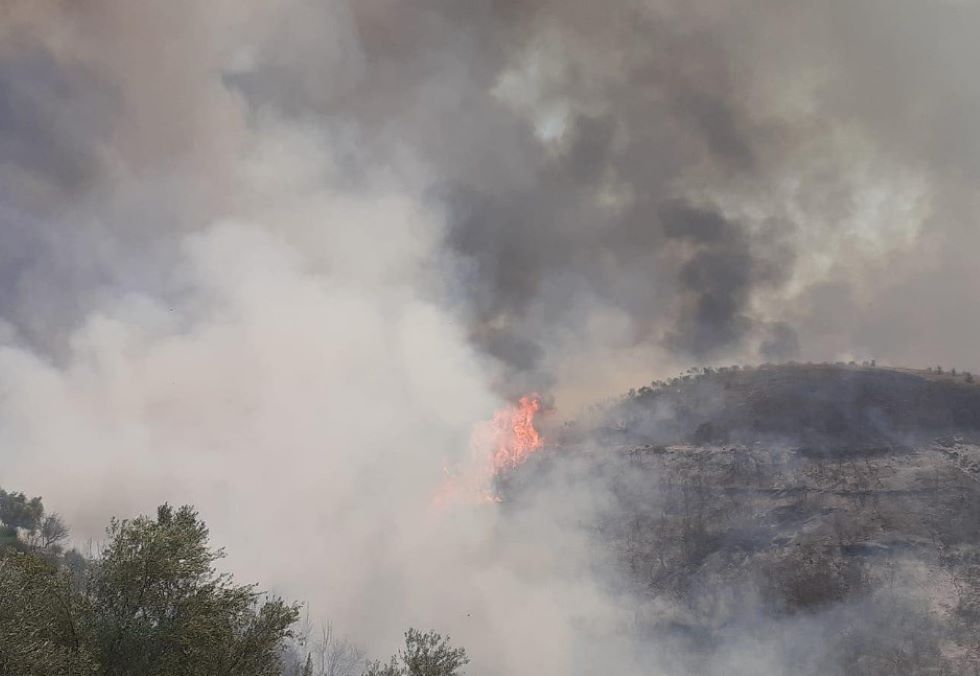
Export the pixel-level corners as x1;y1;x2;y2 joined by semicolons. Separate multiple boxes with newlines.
4;2;980;392
216;0;980;400
1;0;979;673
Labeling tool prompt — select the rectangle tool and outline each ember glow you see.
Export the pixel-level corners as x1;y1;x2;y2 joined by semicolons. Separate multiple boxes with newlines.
434;394;545;507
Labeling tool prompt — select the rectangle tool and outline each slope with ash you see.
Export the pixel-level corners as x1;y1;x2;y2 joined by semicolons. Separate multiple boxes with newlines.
504;364;980;675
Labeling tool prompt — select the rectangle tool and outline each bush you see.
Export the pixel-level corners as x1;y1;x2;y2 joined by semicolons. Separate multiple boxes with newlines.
364;629;468;676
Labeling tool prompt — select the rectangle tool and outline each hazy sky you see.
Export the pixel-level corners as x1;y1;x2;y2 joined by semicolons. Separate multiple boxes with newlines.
1;2;979;672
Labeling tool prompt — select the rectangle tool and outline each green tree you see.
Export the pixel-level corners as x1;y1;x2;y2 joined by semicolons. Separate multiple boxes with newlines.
87;504;299;676
363;629;468;676
0;496;300;675
0;551;96;676
0;487;70;563
0;489;45;532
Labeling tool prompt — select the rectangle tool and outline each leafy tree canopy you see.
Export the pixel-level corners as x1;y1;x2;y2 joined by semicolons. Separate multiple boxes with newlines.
0;488;471;676
363;629;469;676
0;496;299;676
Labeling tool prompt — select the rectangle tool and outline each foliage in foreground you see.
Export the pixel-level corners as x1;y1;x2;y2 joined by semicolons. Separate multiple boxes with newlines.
363;629;469;676
1;489;471;676
0;491;299;676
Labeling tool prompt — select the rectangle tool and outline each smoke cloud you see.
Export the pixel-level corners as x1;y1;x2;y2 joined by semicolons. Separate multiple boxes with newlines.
1;0;979;673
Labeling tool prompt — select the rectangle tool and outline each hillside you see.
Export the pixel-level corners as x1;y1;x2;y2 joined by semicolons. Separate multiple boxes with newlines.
505;364;980;675
572;362;980;450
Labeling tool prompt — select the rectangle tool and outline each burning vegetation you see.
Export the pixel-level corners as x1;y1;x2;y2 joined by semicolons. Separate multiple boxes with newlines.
489;394;544;474
434;394;547;507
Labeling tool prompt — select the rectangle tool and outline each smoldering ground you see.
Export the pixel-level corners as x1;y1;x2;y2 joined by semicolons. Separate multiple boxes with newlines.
1;1;980;674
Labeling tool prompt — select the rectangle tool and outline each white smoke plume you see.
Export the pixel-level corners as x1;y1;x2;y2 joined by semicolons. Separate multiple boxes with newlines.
1;1;979;673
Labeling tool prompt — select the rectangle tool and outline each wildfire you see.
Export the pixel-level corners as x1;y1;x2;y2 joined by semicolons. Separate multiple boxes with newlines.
433;394;546;508
490;394;544;473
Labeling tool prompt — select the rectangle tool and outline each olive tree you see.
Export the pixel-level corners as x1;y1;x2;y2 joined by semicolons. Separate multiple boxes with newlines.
363;629;468;676
88;504;299;676
0;551;96;675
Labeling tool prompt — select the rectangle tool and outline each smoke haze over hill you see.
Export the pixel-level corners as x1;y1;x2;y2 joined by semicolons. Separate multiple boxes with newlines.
2;2;980;673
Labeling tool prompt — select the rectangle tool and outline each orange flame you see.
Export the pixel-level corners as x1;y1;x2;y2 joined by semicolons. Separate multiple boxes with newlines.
490;394;544;473
433;394;545;508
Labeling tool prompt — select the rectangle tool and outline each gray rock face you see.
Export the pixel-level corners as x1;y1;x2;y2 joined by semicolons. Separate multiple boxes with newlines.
505;365;980;675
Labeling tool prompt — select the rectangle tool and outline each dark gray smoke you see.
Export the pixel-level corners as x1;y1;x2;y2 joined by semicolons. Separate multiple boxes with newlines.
5;2;980;395
219;0;980;394
1;2;980;673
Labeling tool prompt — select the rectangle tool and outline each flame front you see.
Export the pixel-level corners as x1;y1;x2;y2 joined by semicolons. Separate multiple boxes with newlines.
433;394;545;508
490;395;543;473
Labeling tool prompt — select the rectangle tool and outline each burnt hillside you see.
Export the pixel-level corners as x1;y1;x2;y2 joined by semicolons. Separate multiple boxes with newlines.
576;363;980;450
505;365;980;675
